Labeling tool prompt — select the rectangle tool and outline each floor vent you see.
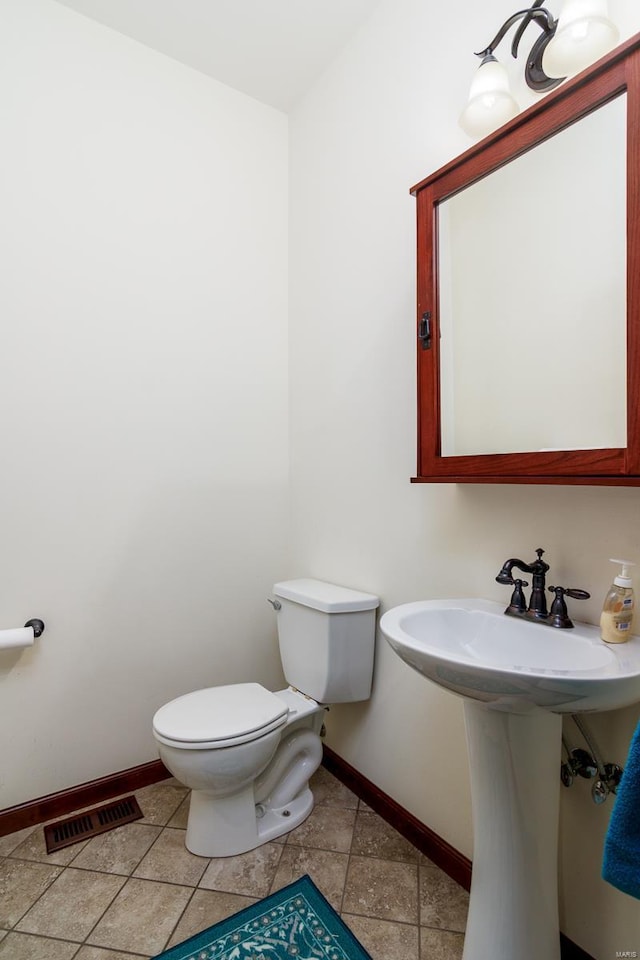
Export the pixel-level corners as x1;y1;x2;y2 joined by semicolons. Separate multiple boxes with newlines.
44;795;143;853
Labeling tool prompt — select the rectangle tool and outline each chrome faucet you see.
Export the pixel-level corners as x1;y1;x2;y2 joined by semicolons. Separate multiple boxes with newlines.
496;547;590;629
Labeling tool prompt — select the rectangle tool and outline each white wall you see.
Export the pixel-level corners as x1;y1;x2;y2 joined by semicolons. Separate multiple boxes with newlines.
0;0;289;807
289;1;640;957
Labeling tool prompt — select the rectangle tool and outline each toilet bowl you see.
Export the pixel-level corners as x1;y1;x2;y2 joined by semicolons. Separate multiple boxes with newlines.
152;578;379;858
153;684;324;856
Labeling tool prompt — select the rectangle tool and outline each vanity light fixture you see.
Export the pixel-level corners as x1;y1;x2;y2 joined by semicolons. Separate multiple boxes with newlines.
459;0;619;138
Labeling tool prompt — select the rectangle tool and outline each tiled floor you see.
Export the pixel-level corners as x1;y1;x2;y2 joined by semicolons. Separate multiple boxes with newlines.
0;768;468;959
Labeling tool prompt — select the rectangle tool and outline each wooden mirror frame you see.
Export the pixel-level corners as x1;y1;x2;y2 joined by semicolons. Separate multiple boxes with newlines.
411;32;640;486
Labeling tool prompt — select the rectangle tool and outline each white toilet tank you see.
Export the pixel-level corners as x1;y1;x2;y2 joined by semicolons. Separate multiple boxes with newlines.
272;578;379;703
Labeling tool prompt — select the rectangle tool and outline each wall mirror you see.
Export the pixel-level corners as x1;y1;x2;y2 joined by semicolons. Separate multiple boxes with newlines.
411;32;640;485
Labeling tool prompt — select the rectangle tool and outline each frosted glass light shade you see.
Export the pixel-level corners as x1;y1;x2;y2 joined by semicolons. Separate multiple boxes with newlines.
543;0;619;78
459;57;519;139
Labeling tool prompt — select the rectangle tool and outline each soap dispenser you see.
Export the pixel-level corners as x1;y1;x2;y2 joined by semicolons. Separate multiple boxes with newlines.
600;559;635;644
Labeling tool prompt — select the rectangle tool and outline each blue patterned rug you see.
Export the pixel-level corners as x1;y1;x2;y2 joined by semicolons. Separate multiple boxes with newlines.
152;875;373;960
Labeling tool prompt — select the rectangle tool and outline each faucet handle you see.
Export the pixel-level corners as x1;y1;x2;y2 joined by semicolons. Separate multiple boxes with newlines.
506;578;529;615
548;586;590;601
547;585;590;628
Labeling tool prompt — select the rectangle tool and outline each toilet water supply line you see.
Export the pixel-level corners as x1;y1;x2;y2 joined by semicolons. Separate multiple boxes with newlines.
561;714;623;803
254;728;323;813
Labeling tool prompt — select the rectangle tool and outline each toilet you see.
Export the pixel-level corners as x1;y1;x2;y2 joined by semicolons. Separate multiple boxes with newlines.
152;578;379;857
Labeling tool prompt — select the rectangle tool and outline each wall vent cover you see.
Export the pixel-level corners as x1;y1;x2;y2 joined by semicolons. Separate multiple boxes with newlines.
43;795;143;853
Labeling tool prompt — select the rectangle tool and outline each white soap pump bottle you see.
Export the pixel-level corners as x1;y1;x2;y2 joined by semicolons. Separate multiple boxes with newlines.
600;559;635;644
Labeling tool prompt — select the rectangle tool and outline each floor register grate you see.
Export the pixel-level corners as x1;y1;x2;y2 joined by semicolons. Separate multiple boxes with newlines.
43;795;144;853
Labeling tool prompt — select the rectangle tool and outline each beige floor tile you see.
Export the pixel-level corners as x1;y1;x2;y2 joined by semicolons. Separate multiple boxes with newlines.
0;826;38;857
167;889;257;947
310;767;359;809
75;948;148;960
9;825;88;867
71;823;161;876
135;782;188;825
0;860;62;929
199;842;283;898
419;865;469;933
419;851;437;868
420;926;465;959
16;868;125;942
270;846;348;911
351;810;419;864
0;931;79;959
87;877;192;956
134;828;209;886
285;805;356;853
167;795;189;829
0;931;5;943
342;856;419;924
343;914;421;960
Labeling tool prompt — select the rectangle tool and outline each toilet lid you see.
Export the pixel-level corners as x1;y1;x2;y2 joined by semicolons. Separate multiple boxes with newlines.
152;682;288;745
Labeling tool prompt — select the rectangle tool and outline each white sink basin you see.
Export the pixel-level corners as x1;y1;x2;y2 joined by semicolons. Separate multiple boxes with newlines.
380;598;640;713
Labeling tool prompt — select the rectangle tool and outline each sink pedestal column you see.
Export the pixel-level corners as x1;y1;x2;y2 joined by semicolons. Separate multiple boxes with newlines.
462;702;562;960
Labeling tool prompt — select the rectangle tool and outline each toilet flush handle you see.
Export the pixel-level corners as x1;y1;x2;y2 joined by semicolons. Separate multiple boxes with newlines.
267;598;282;611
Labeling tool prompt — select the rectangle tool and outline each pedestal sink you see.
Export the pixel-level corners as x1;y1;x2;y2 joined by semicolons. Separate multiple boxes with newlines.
380;599;640;960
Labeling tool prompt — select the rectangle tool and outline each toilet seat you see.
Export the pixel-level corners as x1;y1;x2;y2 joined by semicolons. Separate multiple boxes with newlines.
152;682;288;749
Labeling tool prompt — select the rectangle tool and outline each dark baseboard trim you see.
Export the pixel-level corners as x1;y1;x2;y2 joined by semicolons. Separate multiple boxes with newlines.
560;937;598;960
0;759;170;838
322;745;594;960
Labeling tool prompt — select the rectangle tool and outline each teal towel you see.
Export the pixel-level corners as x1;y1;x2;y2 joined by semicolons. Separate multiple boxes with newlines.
603;718;640;898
